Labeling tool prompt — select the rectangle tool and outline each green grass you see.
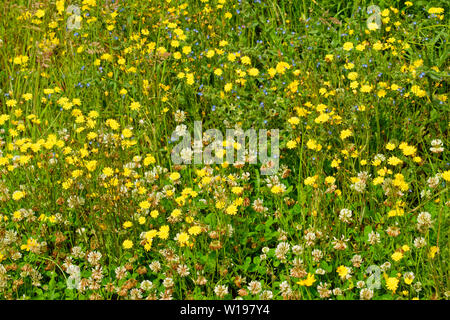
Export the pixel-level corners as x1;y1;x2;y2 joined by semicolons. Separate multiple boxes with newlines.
0;0;448;300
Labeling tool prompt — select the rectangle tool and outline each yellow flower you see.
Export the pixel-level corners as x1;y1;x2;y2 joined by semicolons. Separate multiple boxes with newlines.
123;221;133;228
368;22;379;31
373;41;383;51
360;84;372;93
72;170;83;178
123;240;133;249
270;185;284;194
410;85;426;97
146;210;157;219
12;190;25;201
297;273;316;286
177;232;190;245
350;81;359;89
324;54;334;62
441;170;450;182
169;172;181;181
22;93;33;101
0;114;10;125
224;83;233;92
145;230;158;241
325;176;336;184
188;226;202;236
386;277;399;293
181;46;191;55
35;9;45;18
13;211;22;220
314;112;329;124
356;43;365;51
158;225;170;239
139;200;150;210
343;42;354;51
248;67;259;76
129;101;141;111
6;99;17;107
103;167;114;177
286;140;297;149
336;265;349;279
106;119;120;130
171;209;182;218
377;89;386;98
241;56;251;65
226;204;238;215
391;251;403;262
225;52;236;62
347;72;358;80
428;7;444;14
428;246;439;259
288;117;300;125
275;61;290;74
88;110;99;118
387;156;403;166
206;49;215;58
386;142;396;150
329;159;340;168
84;160;97;172
21;238;39;251
231;186;243;195
340;129;352;140
144;240;152;251
304;176;317;186
267;67;277;78
143;155;156;166
215;200;225;209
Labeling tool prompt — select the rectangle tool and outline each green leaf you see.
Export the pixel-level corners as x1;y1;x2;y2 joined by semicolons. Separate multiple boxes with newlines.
291;204;301;214
321;261;333;273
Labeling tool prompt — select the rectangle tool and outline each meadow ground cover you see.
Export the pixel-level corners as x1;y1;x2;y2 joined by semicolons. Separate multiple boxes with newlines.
0;0;448;300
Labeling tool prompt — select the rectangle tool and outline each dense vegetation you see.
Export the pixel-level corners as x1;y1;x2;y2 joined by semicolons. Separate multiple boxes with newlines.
0;0;448;300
